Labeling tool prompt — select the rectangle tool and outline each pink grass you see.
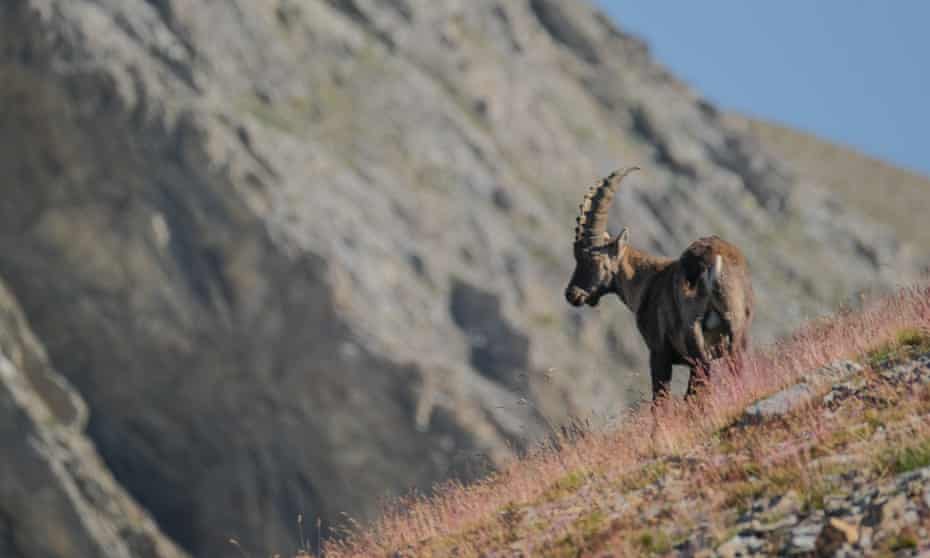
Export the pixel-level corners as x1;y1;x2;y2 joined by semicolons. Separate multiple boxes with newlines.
322;282;930;557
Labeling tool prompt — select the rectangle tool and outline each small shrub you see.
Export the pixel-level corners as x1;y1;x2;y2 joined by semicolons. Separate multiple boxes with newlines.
542;470;588;501
546;512;609;558
867;345;894;367
741;462;762;478
620;461;669;491
896;328;930;349
497;502;525;544
864;408;884;431
636;530;673;555
767;467;802;491
575;510;606;538
887;527;919;551
887;439;930;474
722;480;765;512
801;482;830;512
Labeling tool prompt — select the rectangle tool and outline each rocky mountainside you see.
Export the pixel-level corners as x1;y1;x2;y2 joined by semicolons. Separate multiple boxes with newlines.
725;113;930;252
0;280;187;558
0;0;926;555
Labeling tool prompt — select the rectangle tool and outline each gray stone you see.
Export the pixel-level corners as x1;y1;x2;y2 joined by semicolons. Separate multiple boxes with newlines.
718;534;765;558
816;361;865;383
752;514;798;533
786;521;824;554
744;360;866;422
816;518;859;556
878;355;930;385
865;494;920;533
787;534;819;554
858;526;874;549
767;491;803;517
743;383;815;423
823;375;868;406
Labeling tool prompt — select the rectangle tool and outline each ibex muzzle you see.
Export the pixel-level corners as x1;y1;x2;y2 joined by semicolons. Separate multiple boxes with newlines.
565;167;754;401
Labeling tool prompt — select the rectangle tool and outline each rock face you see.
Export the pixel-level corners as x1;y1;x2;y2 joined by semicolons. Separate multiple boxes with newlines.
726;114;930;254
0;281;187;558
0;0;925;555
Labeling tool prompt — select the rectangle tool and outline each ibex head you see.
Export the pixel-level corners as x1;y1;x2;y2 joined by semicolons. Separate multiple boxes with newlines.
565;166;639;307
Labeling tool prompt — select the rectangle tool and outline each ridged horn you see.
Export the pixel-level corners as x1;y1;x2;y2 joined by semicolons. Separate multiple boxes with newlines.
573;166;640;248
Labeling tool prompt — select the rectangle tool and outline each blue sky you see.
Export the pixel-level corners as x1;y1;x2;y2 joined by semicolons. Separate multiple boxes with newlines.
596;1;930;177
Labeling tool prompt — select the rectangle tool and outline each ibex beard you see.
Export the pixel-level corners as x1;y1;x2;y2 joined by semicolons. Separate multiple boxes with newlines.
565;167;754;401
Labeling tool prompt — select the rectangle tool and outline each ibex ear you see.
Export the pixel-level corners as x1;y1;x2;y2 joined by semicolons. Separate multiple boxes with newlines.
607;228;629;256
613;228;629;246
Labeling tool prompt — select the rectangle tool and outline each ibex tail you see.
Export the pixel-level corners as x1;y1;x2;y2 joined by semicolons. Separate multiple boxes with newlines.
702;254;723;293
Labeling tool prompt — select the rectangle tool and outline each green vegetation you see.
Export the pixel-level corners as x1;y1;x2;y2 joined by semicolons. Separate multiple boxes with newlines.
542;470;588;501
866;327;930;367
620;460;669;491
722;480;766;512
897;328;930;349
496;502;524;544
864;408;885;431
884;439;930;474
799;480;832;512
546;510;611;558
827;422;873;449
886;529;919;552
636;529;673;555
574;509;607;539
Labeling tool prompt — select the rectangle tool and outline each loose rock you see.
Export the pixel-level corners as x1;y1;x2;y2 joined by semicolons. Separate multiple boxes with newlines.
816;518;859;556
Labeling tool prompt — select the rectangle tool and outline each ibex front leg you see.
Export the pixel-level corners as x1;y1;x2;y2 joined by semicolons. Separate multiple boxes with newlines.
650;350;673;401
684;323;712;400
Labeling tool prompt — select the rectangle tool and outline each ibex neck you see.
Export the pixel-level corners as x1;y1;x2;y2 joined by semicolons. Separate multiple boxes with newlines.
614;247;673;312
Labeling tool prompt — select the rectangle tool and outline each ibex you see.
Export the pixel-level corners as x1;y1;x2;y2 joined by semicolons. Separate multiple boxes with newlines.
565;167;754;401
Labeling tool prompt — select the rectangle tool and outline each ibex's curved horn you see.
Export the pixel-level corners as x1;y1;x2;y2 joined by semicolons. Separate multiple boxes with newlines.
574;166;640;248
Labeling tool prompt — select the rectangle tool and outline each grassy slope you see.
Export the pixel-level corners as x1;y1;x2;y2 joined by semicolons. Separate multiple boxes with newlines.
725;114;930;249
320;284;930;557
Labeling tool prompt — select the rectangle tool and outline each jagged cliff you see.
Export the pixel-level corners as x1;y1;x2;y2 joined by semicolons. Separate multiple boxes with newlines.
0;281;187;558
0;0;926;555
